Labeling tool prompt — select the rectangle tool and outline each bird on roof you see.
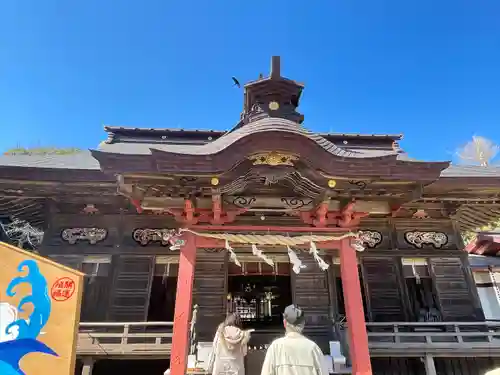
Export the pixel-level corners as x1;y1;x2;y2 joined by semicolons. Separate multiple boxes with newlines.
231;77;241;88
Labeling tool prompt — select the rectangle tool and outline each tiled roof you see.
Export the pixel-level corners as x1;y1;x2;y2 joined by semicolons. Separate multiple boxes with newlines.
0;150;100;170
440;165;500;178
104;125;404;142
97;118;399;159
0;148;499;181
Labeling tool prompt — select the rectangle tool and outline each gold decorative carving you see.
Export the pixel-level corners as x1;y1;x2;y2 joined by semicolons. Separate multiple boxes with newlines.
61;228;107;245
82;204;99;215
358;230;383;248
133;228;184;248
248;151;298;167
404;231;448;249
412;209;430;219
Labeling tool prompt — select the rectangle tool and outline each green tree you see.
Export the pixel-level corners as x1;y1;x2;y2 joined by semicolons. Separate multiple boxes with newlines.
462;218;500;245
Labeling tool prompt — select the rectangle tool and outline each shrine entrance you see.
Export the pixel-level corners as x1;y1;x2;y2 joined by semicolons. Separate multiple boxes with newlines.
227;259;293;330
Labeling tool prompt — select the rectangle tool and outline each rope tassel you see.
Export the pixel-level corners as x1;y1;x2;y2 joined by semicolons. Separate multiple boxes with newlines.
309;241;329;271
251;244;274;267
287;246;307;274
352;237;365;252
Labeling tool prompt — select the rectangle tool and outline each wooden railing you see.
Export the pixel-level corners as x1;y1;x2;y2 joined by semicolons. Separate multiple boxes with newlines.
78;321;174;358
365;321;500;356
78;306;199;359
77;319;500;359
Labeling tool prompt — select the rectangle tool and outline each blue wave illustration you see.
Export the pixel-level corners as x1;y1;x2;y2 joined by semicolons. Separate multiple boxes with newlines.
0;260;58;375
0;339;57;375
5;260;52;339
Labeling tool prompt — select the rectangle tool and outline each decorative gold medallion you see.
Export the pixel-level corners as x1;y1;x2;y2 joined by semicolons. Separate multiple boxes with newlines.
268;101;280;111
248;151;298;166
327;179;337;188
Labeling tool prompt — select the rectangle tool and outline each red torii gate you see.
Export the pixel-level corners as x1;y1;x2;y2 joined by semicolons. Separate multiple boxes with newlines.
169;225;372;375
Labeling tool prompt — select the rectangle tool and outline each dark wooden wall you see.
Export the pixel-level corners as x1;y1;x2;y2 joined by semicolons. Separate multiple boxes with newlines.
356;218;484;322
40;206;181;322
39;205;485;328
371;358;425;375
371;357;500;375
434;357;500;375
193;250;227;341
292;257;332;351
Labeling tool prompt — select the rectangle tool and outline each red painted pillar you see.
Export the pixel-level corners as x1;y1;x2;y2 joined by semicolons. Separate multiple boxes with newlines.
170;232;197;375
339;238;372;375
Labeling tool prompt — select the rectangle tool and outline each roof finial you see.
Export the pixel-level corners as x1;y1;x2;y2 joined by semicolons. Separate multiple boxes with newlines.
270;56;281;79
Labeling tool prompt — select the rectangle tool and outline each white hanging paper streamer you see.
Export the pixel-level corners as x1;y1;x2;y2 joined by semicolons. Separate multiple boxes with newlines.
287;246;307;274
251;244;275;266
309;241;329;271
412;262;421;284
225;240;241;267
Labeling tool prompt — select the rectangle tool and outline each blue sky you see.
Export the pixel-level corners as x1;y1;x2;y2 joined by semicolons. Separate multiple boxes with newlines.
1;0;499;161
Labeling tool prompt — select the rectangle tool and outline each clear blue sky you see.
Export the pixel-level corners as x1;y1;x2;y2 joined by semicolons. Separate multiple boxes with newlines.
1;0;499;161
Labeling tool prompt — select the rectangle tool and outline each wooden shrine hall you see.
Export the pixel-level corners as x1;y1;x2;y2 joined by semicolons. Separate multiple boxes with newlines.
2;56;500;375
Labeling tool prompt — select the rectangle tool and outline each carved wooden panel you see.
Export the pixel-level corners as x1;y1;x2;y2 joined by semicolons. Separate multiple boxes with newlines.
404;231;448;249
394;220;459;250
291;258;331;351
61;228;107;245
359;218;392;249
358;230;383;249
108;255;155;322
193;251;228;341
361;257;406;322
44;214;120;248
120;214;178;247
429;257;482;321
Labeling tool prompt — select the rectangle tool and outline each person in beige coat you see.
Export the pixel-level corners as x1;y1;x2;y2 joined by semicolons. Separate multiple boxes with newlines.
208;313;252;375
261;305;328;375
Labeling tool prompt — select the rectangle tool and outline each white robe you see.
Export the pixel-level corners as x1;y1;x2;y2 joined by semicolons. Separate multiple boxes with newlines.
209;325;251;375
261;332;328;375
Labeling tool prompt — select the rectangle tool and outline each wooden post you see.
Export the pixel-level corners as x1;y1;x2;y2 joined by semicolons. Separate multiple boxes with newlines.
423;355;437;375
81;358;95;375
170;232;197;375
340;238;372;375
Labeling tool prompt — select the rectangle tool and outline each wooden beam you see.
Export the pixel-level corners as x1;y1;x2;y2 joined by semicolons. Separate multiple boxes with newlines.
170;232;197;375
211;194;222;224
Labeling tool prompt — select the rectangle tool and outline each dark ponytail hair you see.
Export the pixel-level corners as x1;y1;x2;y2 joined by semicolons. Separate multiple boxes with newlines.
222;313;242;329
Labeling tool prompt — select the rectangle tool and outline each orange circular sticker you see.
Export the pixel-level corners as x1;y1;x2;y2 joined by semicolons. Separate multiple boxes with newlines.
51;277;76;302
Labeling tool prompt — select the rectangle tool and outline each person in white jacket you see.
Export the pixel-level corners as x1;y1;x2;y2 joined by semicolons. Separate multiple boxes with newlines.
261;305;328;375
208;313;252;375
